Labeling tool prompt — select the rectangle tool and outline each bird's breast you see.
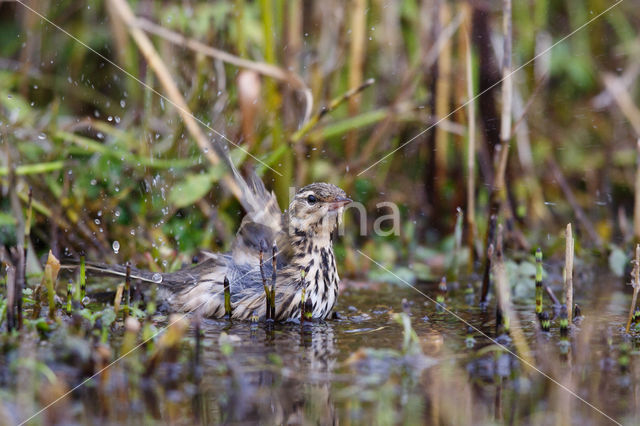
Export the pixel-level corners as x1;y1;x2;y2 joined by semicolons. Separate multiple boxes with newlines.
297;242;339;319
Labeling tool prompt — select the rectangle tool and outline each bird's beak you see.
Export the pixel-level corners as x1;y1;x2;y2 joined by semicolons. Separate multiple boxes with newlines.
328;196;352;211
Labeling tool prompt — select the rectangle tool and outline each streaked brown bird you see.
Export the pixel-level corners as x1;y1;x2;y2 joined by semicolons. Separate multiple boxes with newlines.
82;155;351;321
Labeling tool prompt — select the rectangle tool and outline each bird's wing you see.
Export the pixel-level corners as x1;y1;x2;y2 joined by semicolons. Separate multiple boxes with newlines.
228;169;293;267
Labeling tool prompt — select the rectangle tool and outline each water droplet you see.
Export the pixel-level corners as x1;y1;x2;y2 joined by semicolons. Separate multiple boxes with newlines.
120;100;126;108
37;133;46;140
152;273;163;283
107;116;113;122
112;240;120;254
94;218;101;225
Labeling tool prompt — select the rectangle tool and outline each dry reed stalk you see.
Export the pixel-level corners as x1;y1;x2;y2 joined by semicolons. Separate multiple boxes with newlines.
494;0;512;203
564;223;574;323
6;264;16;331
346;0;367;161
434;2;453;193
109;0;243;200
625;244;640;333
463;7;476;272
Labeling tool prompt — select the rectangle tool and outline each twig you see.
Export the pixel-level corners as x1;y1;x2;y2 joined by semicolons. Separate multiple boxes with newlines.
564;224;574;323
291;78;375;143
547;157;603;247
544;284;561;307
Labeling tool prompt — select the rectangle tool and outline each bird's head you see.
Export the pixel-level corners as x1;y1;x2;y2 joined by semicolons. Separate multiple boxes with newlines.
287;183;352;236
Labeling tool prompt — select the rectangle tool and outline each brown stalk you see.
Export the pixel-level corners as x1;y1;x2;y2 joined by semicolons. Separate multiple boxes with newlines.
434;2;453;199
346;0;366;161
564;223;574;323
463;12;476;272
494;0;512;201
480;0;512;301
7;145;25;329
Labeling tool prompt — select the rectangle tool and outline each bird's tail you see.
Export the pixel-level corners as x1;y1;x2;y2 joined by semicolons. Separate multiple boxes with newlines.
61;255;227;292
62;260;165;284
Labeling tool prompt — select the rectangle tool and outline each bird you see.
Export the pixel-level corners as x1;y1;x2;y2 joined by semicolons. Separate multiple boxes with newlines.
79;151;352;321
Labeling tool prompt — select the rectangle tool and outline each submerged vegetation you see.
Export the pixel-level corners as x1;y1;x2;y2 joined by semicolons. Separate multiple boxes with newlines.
2;0;640;424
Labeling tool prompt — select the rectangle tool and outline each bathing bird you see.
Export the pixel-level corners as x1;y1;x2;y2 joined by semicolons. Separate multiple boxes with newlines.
81;154;351;321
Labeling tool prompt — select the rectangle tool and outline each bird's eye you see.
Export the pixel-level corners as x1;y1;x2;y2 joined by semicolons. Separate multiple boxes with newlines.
307;194;317;204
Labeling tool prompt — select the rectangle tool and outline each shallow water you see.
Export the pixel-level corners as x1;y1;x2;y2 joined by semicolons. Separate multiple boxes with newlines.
179;272;640;426
4;269;639;425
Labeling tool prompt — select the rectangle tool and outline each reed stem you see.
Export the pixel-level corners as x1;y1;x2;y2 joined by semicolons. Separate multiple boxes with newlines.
270;243;277;321
564;223;574;323
259;241;271;321
80;255;86;301
124;262;131;319
19;187;33;329
66;279;72;315
224;276;232;319
44;264;55;320
300;271;307;323
480;214;497;305
465;23;477;273
436;277;447;312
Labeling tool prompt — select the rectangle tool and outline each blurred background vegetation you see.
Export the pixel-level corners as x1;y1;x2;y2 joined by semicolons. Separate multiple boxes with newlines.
1;0;639;282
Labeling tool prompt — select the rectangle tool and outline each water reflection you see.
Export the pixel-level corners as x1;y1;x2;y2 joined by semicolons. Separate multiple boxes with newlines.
195;320;338;424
